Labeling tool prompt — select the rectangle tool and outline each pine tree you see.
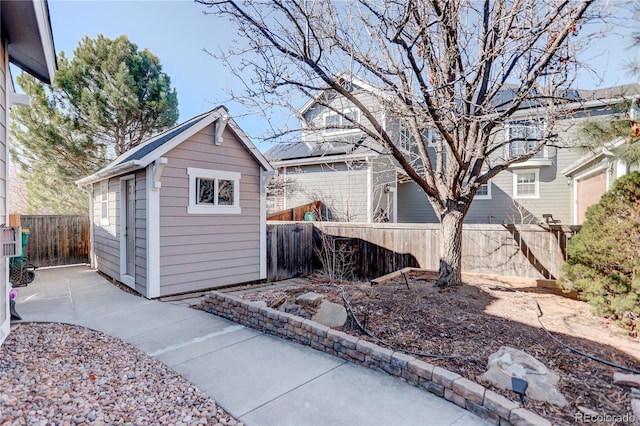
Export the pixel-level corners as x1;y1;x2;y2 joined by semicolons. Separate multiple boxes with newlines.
560;172;640;334
10;35;179;214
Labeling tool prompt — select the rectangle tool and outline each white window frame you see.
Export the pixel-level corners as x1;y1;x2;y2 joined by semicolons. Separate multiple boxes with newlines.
427;128;441;147
506;121;547;160
323;108;360;135
100;180;109;226
187;168;241;214
513;169;539;199
475;181;492;200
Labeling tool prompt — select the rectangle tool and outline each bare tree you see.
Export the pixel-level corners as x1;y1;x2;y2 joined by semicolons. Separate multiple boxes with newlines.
199;0;598;287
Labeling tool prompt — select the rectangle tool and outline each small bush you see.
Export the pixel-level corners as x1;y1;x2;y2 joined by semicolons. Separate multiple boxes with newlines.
559;172;640;334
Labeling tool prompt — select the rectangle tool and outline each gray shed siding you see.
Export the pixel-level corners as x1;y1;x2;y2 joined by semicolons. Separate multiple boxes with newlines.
92;171;147;295
92;178;120;280
158;125;262;295
134;170;147;295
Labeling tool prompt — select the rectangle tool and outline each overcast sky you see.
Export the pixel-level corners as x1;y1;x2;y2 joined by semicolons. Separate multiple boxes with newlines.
40;1;640;152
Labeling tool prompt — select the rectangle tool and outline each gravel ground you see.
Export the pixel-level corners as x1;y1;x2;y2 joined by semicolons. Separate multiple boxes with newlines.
0;322;241;426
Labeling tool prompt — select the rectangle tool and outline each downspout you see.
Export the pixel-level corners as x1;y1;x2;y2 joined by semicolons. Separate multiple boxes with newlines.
260;169;275;280
366;157;372;223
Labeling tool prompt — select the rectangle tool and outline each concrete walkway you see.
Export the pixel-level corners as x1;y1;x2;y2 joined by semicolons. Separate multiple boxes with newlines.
12;265;488;426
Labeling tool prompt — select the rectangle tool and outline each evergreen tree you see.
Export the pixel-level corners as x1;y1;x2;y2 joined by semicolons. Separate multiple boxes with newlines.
10;35;179;214
560;172;640;334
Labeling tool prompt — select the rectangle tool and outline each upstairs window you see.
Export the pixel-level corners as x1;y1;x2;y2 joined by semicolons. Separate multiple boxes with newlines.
188;168;241;214
513;170;539;198
507;122;546;159
323;109;360;135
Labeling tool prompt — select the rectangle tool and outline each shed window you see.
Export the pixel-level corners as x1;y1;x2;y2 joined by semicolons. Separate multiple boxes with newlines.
188;168;241;214
100;180;109;226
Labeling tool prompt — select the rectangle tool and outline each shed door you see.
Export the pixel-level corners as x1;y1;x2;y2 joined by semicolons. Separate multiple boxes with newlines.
125;178;136;277
576;170;606;225
119;176;136;289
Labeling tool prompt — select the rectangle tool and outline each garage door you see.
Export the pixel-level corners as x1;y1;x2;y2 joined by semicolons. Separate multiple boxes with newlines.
576;170;606;225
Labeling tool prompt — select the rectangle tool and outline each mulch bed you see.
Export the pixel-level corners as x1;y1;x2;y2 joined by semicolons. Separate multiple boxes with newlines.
239;272;640;425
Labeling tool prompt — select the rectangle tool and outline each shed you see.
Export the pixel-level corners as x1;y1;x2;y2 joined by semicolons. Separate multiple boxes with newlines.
78;107;273;298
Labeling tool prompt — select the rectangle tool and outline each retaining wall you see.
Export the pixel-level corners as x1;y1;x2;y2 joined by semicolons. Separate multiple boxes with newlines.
200;291;551;426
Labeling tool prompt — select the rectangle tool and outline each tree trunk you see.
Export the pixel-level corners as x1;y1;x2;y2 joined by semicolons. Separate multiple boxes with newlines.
436;209;464;287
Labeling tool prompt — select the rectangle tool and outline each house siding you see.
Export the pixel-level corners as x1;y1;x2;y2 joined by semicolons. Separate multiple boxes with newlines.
158;124;262;295
284;164;369;222
304;89;385;143
397;112;612;225
0;38;8;343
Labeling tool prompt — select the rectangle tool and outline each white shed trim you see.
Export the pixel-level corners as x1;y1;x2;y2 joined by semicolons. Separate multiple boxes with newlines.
146;166;161;298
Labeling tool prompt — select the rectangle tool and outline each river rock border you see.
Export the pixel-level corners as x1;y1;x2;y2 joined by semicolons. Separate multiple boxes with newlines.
199;291;550;426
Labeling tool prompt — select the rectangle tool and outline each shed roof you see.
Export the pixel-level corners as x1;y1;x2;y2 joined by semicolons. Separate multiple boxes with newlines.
77;107;273;185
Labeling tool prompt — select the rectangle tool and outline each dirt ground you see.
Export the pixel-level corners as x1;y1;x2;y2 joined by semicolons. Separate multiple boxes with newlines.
239;271;640;425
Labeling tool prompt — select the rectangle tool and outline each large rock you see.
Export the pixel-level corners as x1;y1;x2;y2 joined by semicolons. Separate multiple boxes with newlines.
295;292;325;308
482;346;567;407
311;300;348;328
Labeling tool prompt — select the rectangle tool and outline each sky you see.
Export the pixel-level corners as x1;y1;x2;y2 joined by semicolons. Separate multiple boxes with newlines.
36;1;640;153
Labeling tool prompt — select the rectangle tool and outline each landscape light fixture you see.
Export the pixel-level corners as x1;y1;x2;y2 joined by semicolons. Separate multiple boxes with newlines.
511;377;528;402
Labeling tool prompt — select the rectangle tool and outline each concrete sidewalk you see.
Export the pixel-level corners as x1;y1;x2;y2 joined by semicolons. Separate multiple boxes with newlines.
12;265;488;426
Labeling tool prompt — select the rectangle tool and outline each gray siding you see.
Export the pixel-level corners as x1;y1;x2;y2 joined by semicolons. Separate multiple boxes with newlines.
397;112;617;225
284;163;369;222
134;170;147;295
303;89;385;144
92;178;120;281
158;124;262;295
92;171;147;294
0;39;7;340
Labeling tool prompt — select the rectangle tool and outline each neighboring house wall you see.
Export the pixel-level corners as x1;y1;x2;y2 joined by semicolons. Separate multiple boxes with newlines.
303;88;385;143
284;163;369;222
398;107;629;225
158;125;262;295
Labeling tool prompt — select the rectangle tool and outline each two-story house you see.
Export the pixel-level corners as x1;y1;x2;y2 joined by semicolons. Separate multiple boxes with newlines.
266;76;639;226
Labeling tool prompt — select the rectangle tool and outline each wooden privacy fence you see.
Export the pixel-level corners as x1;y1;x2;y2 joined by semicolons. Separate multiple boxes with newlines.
20;215;90;267
266;222;314;281
267;222;580;281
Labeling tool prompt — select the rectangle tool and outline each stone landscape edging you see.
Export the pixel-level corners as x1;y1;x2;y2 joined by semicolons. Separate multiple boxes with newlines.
200;291;551;426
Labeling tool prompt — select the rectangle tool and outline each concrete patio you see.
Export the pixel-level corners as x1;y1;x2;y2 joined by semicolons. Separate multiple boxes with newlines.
12;265;488;426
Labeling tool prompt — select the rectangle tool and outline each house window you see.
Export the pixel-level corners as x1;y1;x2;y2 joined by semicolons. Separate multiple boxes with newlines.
323;109;360;134
100;180;109;226
398;124;441;151
513;170;539;198
475;182;491;200
427;129;442;147
507;122;545;159
187;168;241;214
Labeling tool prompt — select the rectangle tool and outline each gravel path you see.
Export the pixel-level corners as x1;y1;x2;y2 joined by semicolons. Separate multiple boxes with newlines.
0;323;241;426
